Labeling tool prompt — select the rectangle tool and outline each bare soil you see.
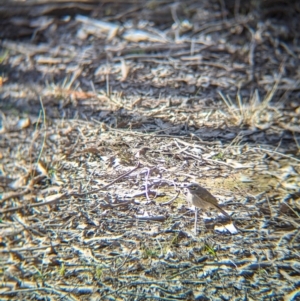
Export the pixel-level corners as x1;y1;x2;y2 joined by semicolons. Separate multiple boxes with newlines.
0;1;300;300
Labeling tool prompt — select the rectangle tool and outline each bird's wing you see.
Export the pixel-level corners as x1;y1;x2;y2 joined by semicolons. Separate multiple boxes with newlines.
200;187;219;206
201;187;230;218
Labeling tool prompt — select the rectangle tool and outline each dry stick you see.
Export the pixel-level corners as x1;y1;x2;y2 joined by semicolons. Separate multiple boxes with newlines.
0;163;140;214
70;161;141;197
276;216;300;230
134;215;166;222
0;244;60;253
252;147;300;164
144;167;151;202
167;265;205;280
281;202;300;219
245;25;256;82
115;247;135;273
0;193;65;214
91;118;220;145
290;229;300;247
0;288;73;300
36;95;47;165
174;139;235;169
266;196;275;221
27;90;47;176
12;218;46;238
100;200;133;209
1;189;30;202
194;208;198;235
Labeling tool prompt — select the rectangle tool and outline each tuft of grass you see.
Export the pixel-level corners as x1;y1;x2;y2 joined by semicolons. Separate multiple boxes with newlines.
218;81;279;128
95;265;103;279
58;263;66;277
212;152;225;160
204;244;217;257
0;49;8;64
170;233;180;245
142;247;158;259
33;266;49;283
48;167;56;178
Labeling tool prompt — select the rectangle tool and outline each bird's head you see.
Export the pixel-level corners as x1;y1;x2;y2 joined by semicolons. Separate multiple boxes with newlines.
186;183;201;192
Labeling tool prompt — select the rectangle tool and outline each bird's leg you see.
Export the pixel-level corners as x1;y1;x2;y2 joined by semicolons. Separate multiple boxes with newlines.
194;208;197;235
199;210;207;234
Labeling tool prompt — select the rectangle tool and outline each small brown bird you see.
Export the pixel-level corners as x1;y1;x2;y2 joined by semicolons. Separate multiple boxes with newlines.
186;183;230;218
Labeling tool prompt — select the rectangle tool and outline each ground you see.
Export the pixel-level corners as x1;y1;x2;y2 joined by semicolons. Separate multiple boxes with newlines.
0;0;300;300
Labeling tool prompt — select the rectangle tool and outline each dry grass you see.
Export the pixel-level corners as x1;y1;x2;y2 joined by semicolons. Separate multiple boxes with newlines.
1;0;300;300
218;84;280;129
1;117;299;300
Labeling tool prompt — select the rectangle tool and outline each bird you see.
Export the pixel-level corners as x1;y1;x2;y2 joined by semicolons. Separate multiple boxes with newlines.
185;183;230;234
186;183;230;217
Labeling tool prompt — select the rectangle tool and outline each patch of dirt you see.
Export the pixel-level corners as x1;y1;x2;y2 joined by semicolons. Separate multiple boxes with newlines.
0;1;300;300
